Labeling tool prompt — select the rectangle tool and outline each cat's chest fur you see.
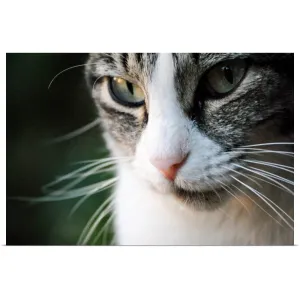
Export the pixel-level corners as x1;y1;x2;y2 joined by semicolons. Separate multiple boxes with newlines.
113;165;289;246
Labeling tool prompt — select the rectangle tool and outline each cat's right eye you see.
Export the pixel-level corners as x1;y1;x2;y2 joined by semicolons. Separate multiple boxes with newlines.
108;77;145;107
205;59;247;96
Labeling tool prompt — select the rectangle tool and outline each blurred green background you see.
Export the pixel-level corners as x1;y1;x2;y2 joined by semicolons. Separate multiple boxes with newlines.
6;53;113;245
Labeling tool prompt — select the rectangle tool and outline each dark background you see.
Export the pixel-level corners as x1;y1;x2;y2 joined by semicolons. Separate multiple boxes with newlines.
6;53;112;245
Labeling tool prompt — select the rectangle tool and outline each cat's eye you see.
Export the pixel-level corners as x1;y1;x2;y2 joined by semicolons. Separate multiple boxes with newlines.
109;77;145;107
206;59;247;95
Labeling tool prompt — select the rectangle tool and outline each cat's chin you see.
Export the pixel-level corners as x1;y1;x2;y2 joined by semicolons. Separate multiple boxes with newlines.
146;176;229;211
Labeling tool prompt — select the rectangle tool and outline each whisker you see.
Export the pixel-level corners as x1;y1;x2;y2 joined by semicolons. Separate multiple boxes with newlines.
45;118;101;145
240;142;294;148
217;206;235;221
80;201;114;245
207;182;222;203
215;178;250;214
223;165;263;188
247;166;294;186
243;159;294;174
44;158;122;195
42;156;130;194
92;75;104;93
243;159;293;171
102;213;115;245
68;187;100;218
232;163;294;195
242;172;294;196
230;183;281;225
72;156;131;165
48;62;98;90
42;165;114;197
231;176;293;230
235;147;294;155
43;160;105;190
254;189;294;223
49;161;117;194
68;180;116;217
64;166;116;180
231;149;294;157
230;167;293;223
77;193;114;245
92;212;115;245
233;163;293;186
17;179;118;202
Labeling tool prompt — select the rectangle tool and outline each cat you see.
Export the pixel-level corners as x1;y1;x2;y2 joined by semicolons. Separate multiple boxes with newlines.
85;53;294;245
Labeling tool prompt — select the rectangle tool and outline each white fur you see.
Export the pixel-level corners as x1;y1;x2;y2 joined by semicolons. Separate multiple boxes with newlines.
115;163;262;245
114;161;293;245
145;53;190;168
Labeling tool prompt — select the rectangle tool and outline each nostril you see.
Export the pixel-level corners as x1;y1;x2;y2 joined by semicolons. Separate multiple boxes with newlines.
149;154;188;181
149;156;185;172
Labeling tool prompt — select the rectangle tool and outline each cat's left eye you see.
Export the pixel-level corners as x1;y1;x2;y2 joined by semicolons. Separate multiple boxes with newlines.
109;77;145;107
206;59;247;96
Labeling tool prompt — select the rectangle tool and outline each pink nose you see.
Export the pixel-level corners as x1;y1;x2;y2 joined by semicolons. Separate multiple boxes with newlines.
150;155;187;181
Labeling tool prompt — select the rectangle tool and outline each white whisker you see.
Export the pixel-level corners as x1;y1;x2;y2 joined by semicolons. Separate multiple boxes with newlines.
43;160;104;190
232;163;294;195
45;118;101;145
77;193;114;245
65;166;116;180
240;142;294;148
247;166;294;186
69;179;116;217
68;187;100;218
244;159;294;174
231;176;293;230
230;168;293;223
47;161;117;195
235;147;294;155
215;178;250;214
80;201;114;245
230;183;281;225
72;156;131;165
233;163;293;185
24;179;117;202
223;165;262;188
243;172;294;196
92;75;103;93
207;182;222;203
92;212;115;245
48;62;98;90
231;149;294;157
254;189;294;223
217;207;234;221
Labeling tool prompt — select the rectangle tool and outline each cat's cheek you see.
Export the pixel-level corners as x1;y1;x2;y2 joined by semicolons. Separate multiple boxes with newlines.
101;132;133;158
131;161;172;194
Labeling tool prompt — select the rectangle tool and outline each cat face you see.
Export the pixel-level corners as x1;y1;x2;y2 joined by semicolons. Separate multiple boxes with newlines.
86;53;293;210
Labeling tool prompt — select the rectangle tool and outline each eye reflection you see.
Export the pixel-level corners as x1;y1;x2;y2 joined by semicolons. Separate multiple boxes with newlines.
109;77;145;107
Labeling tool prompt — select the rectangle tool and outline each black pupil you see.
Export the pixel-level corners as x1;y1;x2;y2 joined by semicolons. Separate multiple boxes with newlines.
223;66;234;84
126;81;134;94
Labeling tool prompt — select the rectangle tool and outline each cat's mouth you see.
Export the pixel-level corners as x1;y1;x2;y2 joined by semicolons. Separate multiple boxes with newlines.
132;156;234;210
171;183;228;210
145;172;230;210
